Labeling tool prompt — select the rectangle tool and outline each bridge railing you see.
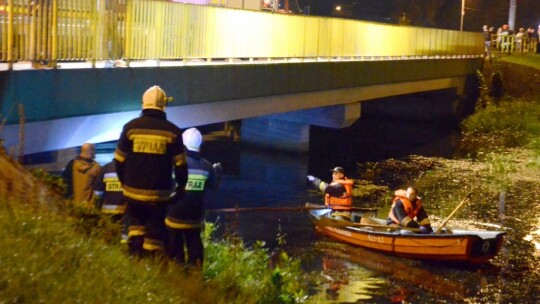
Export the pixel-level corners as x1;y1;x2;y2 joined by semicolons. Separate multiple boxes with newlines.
490;34;538;54
0;0;483;69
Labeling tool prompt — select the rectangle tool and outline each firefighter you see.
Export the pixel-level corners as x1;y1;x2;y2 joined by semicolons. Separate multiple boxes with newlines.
165;127;221;267
93;160;127;242
114;85;188;257
307;166;354;220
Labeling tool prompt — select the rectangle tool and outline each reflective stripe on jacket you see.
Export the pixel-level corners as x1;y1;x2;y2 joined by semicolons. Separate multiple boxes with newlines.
165;151;217;231
114;109;187;203
93;161;126;215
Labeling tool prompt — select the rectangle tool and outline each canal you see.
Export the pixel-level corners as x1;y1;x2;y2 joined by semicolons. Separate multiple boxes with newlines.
198;95;539;303
26;93;540;303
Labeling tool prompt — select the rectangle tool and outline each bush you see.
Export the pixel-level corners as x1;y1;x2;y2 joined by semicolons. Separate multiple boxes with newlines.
0;198;308;303
460;99;540;156
203;224;307;304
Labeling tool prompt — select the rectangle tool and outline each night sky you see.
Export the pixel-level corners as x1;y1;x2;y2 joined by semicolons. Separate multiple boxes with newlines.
291;0;540;32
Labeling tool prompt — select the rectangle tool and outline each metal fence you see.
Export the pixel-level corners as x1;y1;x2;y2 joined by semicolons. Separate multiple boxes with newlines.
490;34;538;54
1;0;484;69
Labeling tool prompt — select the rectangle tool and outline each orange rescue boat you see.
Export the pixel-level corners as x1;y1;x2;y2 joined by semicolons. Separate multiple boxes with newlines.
309;205;506;264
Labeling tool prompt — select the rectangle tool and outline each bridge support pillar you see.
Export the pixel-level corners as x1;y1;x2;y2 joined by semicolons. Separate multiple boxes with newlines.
241;103;361;152
241;118;310;152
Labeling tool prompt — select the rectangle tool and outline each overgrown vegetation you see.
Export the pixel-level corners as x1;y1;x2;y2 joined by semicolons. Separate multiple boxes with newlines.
460;98;540;157
0;163;308;303
0;197;307;303
29;168;66;197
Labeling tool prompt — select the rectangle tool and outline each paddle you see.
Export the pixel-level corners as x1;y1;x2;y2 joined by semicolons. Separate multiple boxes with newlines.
434;193;473;234
207;205;378;213
318;216;421;233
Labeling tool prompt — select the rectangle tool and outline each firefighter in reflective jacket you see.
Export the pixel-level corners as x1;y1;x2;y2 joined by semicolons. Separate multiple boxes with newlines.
94;160;126;217
93;160;127;242
307;166;354;220
387;187;433;234
114;85;188;256
165;128;221;266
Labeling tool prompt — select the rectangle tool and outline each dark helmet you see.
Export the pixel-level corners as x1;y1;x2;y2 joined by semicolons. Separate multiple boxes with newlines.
330;166;345;174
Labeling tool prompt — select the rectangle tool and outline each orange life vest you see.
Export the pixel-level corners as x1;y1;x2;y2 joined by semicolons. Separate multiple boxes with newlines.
388;190;423;225
325;178;353;210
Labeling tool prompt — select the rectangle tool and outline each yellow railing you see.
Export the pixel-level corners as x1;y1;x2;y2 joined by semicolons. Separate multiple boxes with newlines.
0;0;483;69
490;34;538;54
0;0;125;67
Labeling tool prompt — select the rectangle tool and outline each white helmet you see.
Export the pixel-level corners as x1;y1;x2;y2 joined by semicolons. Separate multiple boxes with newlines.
182;128;202;152
142;85;170;111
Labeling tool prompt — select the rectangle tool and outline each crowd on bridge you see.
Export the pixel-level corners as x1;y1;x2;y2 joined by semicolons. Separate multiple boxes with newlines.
483;24;540;57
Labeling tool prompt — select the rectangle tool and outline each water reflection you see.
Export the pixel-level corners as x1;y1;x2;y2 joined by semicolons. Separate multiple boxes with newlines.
313;240;468;303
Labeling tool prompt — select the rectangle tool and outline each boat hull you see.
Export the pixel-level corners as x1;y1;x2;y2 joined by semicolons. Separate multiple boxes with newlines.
310;208;506;263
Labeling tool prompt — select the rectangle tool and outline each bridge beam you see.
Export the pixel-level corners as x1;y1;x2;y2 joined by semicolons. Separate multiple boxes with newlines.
1;75;469;155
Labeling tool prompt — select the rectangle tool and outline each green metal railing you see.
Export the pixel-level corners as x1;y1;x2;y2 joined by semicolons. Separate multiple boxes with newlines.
0;0;483;69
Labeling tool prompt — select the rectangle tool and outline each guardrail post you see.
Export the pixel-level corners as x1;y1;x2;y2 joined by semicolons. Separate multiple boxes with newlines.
124;0;132;65
50;0;58;68
7;0;14;70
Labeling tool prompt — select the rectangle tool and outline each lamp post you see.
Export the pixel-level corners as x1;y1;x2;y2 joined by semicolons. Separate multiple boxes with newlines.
508;0;516;31
460;0;465;31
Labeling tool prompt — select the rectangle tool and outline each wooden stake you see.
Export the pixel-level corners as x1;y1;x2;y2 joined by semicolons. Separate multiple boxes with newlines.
18;104;25;164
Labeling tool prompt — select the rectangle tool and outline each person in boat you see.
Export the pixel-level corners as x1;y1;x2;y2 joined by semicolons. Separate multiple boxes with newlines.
307;166;354;220
387;187;433;234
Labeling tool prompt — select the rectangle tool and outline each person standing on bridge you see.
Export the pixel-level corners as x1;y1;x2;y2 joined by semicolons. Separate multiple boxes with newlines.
387;187;433;234
307;167;354;220
165;127;222;267
114;85;188;257
63;143;101;208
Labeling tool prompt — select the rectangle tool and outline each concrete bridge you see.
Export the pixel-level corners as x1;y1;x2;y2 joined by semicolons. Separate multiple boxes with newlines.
0;1;484;155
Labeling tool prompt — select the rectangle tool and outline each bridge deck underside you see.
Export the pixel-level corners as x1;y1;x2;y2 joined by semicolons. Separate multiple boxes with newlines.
0;59;482;154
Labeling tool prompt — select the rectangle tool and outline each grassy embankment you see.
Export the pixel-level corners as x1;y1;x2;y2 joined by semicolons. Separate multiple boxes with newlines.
0;157;307;303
